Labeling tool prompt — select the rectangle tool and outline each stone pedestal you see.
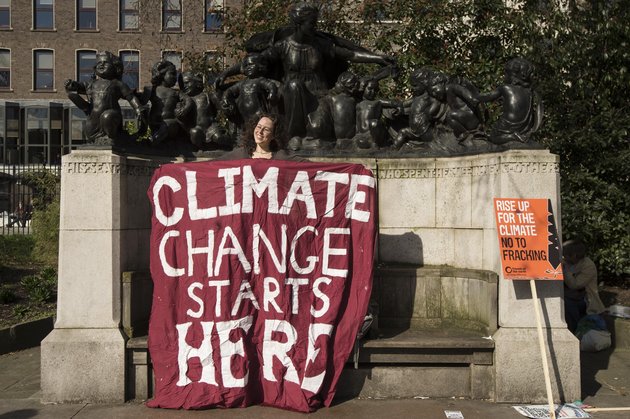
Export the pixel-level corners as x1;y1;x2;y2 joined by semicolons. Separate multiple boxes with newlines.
494;327;580;402
41;150;160;403
42;148;580;403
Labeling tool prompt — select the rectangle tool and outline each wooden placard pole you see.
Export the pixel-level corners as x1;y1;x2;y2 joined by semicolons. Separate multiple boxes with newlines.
530;279;556;419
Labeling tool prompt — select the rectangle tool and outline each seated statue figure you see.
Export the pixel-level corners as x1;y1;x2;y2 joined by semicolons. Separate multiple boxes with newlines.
445;76;485;145
143;60;189;145
477;57;543;144
330;71;361;142
305;71;359;148
220;53;279;131
64;51;145;145
354;78;403;149
178;72;231;150
393;68;440;149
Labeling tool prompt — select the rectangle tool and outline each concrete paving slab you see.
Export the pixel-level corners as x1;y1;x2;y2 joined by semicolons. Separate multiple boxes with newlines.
1;346;630;418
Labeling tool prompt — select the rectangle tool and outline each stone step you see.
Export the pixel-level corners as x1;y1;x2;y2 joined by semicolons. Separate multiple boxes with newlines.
126;327;495;400
357;328;494;365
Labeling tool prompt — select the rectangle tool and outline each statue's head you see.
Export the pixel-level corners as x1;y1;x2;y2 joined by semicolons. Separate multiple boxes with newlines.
336;71;359;94
95;51;123;80
429;71;448;100
151;60;178;87
289;2;319;35
241;53;268;78
504;58;534;87
180;72;203;96
409;68;433;95
362;79;379;100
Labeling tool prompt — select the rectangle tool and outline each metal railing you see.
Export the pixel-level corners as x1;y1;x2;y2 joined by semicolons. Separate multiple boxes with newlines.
0;163;61;235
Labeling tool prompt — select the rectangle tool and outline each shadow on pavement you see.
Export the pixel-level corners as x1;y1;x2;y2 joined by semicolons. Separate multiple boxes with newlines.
580;347;612;399
0;409;38;419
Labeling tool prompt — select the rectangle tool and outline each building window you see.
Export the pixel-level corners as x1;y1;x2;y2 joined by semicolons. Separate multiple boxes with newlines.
76;50;96;84
0;0;10;29
34;0;54;30
25;107;48;164
120;50;140;90
70;107;87;145
77;0;97;30
162;0;181;32
162;51;182;73
0;49;9;89
119;0;139;31
34;49;54;90
204;0;223;32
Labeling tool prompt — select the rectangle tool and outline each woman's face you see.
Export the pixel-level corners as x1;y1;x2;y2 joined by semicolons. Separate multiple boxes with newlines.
254;117;274;148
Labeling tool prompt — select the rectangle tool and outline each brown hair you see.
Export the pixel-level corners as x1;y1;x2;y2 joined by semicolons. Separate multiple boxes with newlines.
240;113;288;156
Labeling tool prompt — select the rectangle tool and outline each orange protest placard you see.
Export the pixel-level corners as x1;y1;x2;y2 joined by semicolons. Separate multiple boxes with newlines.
494;198;563;280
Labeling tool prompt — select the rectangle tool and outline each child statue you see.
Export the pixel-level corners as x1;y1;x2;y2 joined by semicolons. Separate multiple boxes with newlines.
393;68;443;149
477;57;543;144
144;60;189;145
330;71;361;141
302;71;360;148
220;53;279;130
178;72;232;150
354;78;403;149
64;51;145;145
445;76;485;145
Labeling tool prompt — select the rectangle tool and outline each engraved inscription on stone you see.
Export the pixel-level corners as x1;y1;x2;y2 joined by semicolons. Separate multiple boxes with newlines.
378;162;558;179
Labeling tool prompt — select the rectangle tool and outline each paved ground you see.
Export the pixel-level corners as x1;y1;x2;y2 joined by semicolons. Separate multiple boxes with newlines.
0;347;629;418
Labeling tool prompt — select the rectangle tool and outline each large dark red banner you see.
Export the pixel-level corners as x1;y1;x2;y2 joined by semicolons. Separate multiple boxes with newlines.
146;159;376;412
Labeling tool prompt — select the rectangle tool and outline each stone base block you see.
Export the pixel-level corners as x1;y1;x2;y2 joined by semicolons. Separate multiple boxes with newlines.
41;328;126;403
493;327;580;403
337;366;471;399
605;315;630;350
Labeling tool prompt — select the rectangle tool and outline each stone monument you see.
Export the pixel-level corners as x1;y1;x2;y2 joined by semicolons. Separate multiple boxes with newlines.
42;1;578;405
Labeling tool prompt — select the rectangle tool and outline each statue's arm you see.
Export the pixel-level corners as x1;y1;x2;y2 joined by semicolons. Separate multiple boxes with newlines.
221;84;239;113
335;45;395;67
116;81;147;132
477;88;502;103
261;78;278;101
176;94;195;119
448;84;480;110
64;79;87;94
215;63;242;89
379;99;404;116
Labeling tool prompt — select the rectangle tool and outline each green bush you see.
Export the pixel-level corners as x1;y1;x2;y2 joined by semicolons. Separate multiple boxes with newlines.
31;198;60;267
20;268;57;304
11;304;29;320
0;285;17;304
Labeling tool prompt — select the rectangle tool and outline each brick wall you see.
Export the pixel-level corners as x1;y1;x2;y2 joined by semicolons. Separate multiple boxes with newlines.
0;0;230;100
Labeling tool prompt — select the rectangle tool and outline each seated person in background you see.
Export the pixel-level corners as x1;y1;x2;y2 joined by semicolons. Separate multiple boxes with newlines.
563;239;606;334
6;201;31;228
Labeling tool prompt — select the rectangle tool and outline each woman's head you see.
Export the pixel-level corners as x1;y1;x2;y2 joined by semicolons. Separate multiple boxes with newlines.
241;113;287;154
